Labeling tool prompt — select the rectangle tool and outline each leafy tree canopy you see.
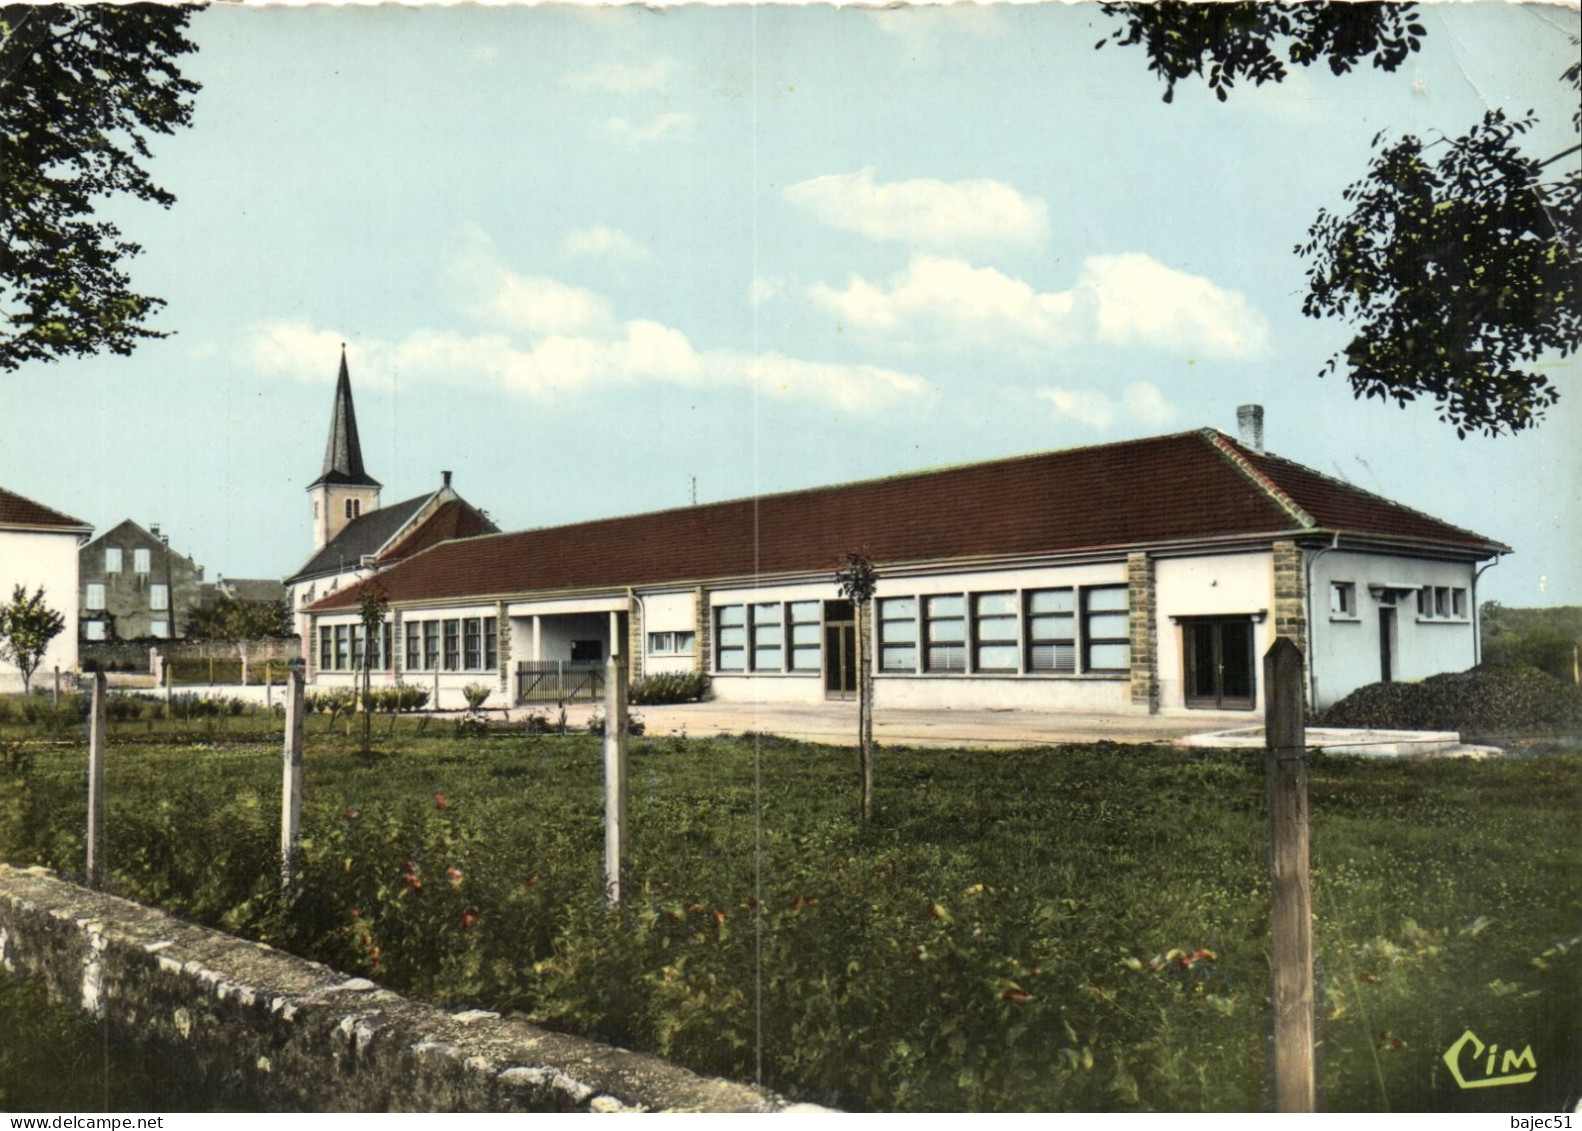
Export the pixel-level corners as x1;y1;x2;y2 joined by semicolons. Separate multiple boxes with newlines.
186;598;291;641
0;4;200;372
0;585;66;693
1099;1;1580;438
1095;1;1425;103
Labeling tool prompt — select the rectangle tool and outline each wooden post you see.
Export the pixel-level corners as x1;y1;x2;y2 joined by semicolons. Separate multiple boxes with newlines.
858;601;873;821
281;667;305;889
52;666;60;707
1264;638;1315;1112
86;671;107;889
602;653;629;909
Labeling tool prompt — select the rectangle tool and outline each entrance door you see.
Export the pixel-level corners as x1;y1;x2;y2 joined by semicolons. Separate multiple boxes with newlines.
1182;618;1256;710
824;599;856;700
1379;607;1395;683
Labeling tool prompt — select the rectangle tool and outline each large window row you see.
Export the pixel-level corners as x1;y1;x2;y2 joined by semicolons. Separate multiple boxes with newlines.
715;601;821;673
403;616;499;672
1417;586;1468;620
318;622;396;672
879;585;1130;675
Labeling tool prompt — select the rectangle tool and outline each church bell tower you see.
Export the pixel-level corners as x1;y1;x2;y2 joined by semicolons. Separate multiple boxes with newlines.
308;346;382;551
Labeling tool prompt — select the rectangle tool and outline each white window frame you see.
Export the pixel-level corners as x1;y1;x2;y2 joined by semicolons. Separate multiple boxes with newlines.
105;547;122;573
150;620;169;639
133;547;151;574
1330;582;1357;618
149;583;169;611
86;583;106;611
85;620;106;641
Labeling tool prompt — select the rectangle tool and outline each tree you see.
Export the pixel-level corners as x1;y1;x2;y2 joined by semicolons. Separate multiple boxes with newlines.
1098;2;1580;438
835;552;878;821
0;4;200;372
357;579;388;756
0;585;65;694
186;596;292;685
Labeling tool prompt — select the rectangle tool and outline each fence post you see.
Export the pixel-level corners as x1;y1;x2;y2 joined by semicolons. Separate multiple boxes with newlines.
86;671;107;889
281;667;305;889
53;666;60;707
1264;638;1315;1112
602;653;629;909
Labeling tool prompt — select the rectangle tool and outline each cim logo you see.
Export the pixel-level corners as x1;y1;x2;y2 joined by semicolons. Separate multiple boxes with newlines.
1443;1029;1537;1089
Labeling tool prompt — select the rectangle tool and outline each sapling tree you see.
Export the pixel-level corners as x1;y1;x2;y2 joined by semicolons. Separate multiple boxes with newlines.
0;585;65;695
357;579;388;755
836;551;878;820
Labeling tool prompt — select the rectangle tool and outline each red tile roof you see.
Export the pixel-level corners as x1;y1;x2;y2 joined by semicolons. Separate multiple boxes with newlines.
0;487;90;532
382;498;499;564
308;430;1506;612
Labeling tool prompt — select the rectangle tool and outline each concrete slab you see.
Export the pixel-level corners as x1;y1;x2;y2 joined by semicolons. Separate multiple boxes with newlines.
1174;725;1500;759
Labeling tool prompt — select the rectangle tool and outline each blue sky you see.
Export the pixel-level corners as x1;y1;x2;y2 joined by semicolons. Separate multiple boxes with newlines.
3;2;1578;604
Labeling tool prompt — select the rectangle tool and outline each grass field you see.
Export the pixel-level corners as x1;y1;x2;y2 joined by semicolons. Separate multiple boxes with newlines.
0;709;1577;1112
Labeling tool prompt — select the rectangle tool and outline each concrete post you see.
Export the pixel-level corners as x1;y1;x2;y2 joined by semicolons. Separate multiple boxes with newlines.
602;654;629;909
52;666;59;707
1265;638;1315;1112
281;667;305;889
86;672;107;889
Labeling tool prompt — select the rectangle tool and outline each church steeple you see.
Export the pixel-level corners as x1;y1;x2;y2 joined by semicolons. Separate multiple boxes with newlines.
307;347;382;552
309;346;381;489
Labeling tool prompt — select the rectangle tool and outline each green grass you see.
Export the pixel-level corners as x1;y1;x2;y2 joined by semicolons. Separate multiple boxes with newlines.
0;718;1576;1112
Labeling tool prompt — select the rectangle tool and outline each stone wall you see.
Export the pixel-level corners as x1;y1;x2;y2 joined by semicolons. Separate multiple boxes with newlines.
0;865;809;1113
1127;552;1159;713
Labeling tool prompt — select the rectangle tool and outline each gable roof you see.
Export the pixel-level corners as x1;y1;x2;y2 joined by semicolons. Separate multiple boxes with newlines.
0;487;91;534
307;429;1507;612
286;493;431;584
309;349;380;489
381;498;499;564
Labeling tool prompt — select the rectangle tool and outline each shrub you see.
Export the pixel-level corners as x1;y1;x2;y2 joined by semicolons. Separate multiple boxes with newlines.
1316;663;1582;737
586;710;645;737
629;671;710;705
462;683;493;710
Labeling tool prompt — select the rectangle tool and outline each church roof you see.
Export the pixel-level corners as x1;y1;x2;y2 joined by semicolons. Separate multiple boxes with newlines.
308;348;381;490
286;493;430;584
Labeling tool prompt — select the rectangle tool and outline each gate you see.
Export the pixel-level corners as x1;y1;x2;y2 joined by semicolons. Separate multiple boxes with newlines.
515;660;606;704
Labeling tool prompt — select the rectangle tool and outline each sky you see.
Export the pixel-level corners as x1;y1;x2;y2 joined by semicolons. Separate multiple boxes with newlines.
2;1;1578;605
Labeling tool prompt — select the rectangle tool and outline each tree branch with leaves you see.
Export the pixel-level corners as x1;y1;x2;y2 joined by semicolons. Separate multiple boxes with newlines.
836;551;878;821
0;585;65;694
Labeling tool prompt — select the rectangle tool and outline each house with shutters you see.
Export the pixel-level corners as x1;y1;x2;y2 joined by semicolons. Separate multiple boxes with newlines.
299;405;1508;715
78;520;206;642
0;486;93;692
284;349;498;642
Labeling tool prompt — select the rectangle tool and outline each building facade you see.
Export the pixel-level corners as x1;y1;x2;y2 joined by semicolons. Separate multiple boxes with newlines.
303;414;1507;713
78;520;205;642
1;487;92;692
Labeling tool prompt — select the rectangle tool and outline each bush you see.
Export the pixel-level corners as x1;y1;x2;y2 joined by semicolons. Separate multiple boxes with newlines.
462;683;493;710
629;671;710;705
1316;663;1582;737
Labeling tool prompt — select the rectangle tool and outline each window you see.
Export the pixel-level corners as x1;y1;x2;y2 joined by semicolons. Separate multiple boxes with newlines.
105;548;122;573
1026;588;1075;674
424;621;440;671
973;592;1019;672
85;620;106;641
406;622;421;671
1082;586;1130;672
924;595;966;673
344;498;361;520
878;597;918;672
1330;582;1356;617
150;620;169;639
1434;587;1449;617
648;631;697;656
351;624;365;670
443;619;461;670
716;606;746;671
751;602;784;672
788;602;821;672
464;618;482;670
1419;585;1469;620
334;624;350;670
484;617;498;669
1452;589;1467;618
133;548;150;574
320;626;333;670
149;583;168;611
86;583;106;611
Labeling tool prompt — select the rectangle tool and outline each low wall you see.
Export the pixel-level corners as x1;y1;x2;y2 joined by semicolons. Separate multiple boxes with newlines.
0;865;808;1113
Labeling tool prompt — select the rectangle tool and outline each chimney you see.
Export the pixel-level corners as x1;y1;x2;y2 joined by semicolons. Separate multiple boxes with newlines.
1236;404;1265;453
150;523;161;539
442;470;452;489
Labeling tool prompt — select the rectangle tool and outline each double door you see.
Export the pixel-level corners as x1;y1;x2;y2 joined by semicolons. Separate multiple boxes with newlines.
1183;617;1256;710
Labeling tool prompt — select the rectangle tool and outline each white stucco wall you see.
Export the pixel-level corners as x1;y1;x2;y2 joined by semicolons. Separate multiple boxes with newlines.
0;528;82;692
1307;551;1478;708
639;590;699;676
1154;551;1276;714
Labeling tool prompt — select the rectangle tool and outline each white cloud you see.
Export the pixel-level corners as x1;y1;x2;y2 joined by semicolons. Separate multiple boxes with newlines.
870;6;1005;64
239;231;933;417
561;225;655;265
807;252;1268;360
784;168;1049;252
563;57;675;95
1035;382;1178;432
1078;254;1269;358
601;112;694;148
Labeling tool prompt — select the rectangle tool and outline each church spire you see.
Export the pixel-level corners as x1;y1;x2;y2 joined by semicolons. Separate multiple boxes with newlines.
309;345;381;489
